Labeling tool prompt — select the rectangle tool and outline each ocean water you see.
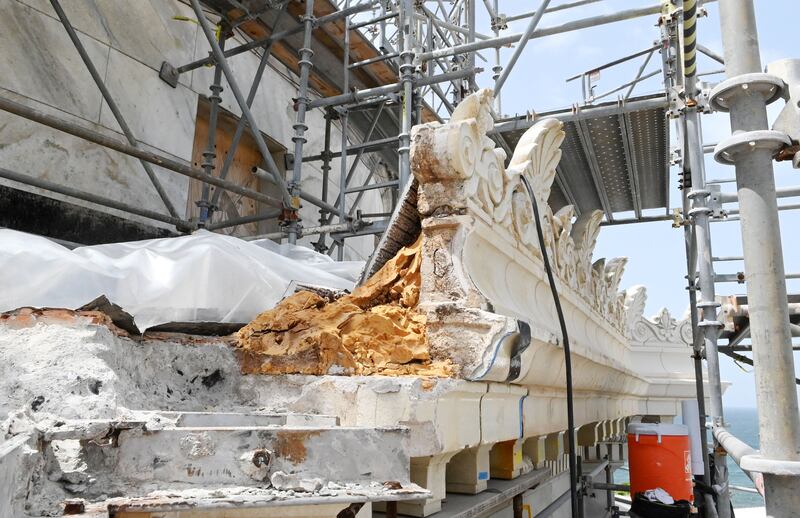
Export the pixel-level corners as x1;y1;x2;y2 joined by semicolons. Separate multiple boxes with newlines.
724;407;763;508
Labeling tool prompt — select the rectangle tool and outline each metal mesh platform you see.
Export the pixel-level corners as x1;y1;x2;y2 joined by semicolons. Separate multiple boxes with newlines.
497;95;671;222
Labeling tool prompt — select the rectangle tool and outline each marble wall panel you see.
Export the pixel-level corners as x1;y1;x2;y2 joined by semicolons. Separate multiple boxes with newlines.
1;2;108;122
100;47;197;160
0;91;189;229
15;0;114;47
18;0;197;86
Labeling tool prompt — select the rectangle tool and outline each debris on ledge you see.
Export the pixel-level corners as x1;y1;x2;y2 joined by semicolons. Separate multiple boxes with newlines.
235;236;457;377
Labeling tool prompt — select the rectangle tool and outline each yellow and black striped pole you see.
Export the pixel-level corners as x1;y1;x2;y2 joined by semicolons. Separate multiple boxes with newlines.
683;0;698;78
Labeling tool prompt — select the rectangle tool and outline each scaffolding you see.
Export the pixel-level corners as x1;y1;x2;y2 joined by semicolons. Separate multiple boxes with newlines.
1;0;799;515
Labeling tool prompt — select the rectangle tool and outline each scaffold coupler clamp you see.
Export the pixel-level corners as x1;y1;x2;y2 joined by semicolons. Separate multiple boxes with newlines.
766;59;800;168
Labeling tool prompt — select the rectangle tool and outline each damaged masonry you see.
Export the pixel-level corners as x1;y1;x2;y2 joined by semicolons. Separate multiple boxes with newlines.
2;89;703;518
2;0;798;517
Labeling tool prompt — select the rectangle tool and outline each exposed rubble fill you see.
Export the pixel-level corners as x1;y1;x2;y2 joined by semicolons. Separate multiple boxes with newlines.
236;237;457;377
0;315;430;515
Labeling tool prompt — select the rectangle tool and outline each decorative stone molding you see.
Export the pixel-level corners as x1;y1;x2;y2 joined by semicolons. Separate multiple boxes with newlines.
624;285;693;348
411;89;639;384
622;285;696;381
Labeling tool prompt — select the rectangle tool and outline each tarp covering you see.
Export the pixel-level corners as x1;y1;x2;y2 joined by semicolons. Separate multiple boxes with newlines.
0;229;361;330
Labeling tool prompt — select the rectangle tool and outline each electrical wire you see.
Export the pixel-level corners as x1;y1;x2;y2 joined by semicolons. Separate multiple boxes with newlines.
520;175;579;518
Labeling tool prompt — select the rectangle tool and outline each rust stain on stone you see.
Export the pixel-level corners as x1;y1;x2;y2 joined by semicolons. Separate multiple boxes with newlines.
0;307;129;336
274;430;321;464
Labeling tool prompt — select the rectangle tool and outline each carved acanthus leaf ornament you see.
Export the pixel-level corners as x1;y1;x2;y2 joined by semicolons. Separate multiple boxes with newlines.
411;88;634;334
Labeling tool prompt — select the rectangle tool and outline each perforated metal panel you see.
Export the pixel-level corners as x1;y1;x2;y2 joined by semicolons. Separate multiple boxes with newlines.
628;107;669;210
500;96;670;222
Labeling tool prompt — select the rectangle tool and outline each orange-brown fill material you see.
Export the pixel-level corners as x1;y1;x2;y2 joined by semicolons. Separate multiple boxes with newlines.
236;237;456;377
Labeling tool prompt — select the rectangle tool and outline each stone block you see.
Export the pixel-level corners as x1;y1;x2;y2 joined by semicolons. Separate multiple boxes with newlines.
112;425;410;487
481;383;526;444
523;435;547;469
445;444;491;494
395;453;456;517
490;438;524;480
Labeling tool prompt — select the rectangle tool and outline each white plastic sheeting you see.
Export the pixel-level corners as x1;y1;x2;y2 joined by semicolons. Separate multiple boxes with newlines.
0;229;362;330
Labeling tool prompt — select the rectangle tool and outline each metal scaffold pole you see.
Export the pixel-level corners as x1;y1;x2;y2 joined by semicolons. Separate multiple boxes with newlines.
336;0;352;261
198;32;226;226
288;0;317;244
680;0;730;513
714;0;800;512
398;0;415;188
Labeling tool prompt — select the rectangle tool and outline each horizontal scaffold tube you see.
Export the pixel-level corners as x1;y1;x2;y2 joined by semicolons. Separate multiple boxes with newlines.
0;166;191;229
0;96;283;208
308;68;476;109
713;427;765;495
177;1;379;73
416;1;717;63
491;96;668;133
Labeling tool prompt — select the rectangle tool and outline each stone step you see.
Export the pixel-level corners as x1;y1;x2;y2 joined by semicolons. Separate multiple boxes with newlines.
110;425;411;488
155;411;339;428
37;411;339;441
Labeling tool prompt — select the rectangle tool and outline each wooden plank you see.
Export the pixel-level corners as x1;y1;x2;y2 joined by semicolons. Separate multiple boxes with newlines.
378;469;551;518
230;5;437;122
186;99;285;237
287;0;398;85
236;19;340;98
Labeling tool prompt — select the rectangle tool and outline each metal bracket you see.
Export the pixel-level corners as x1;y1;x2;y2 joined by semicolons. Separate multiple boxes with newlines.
159;61;179;88
670;146;683;166
284;153;295;172
696;83;713;114
708;73;785;112
713;130;792;165
491;14;508;31
707;184;725;219
767;59;800;168
671;208;685;228
666;86;684;119
698;319;724;328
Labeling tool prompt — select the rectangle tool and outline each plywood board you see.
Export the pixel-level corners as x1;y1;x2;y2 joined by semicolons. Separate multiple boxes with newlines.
186;99;285;237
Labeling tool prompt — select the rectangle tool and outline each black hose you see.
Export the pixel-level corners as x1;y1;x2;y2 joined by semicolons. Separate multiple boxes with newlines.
520;175;579;518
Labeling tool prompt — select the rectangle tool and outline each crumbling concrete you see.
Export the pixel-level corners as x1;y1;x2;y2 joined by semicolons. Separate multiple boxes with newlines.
0;318;426;516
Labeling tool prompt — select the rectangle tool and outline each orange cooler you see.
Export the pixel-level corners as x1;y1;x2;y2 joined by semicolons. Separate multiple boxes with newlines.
627;423;693;502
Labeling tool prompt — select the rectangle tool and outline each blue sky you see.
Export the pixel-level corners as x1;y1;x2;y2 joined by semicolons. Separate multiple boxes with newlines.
473;0;797;408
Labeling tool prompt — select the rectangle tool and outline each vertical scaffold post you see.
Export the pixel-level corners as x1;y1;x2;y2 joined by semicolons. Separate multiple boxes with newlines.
289;0;317;243
315;109;334;252
715;0;800;512
398;0;415;188
198;33;226;226
337;0;352;261
681;0;730;514
491;0;502;114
